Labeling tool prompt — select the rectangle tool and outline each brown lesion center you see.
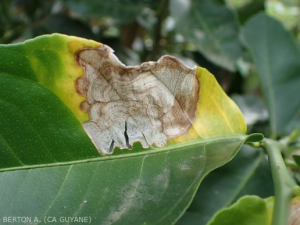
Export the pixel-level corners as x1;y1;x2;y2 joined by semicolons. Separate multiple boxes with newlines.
75;44;200;155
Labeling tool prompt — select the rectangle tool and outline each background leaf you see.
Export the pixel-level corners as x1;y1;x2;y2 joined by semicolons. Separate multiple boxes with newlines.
207;196;274;225
293;155;300;166
64;0;159;24
233;0;265;24
177;145;274;225
231;94;268;126
241;13;300;136
170;0;243;72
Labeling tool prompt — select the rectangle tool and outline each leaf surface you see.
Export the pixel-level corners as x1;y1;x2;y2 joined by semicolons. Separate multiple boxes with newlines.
177;145;273;225
207;196;274;225
0;34;252;224
241;13;300;135
170;0;243;72
293;155;300;166
64;0;157;24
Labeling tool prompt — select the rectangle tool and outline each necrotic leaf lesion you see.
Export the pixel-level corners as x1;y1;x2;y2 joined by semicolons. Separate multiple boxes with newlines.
124;121;131;149
75;44;200;155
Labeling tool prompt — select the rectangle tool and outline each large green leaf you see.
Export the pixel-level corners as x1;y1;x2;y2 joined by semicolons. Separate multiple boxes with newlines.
170;0;243;72
0;136;255;224
241;13;300;135
177;145;273;225
0;34;255;224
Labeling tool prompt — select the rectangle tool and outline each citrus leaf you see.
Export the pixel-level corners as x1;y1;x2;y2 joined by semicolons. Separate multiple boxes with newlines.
0;135;256;224
207;196;274;225
177;145;273;225
170;0;243;72
293;155;300;167
64;0;157;24
235;0;265;24
207;194;300;225
241;13;300;135
0;34;252;224
0;34;101;168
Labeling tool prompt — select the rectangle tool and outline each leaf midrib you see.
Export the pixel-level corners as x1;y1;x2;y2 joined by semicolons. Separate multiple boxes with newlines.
0;134;244;173
261;18;277;135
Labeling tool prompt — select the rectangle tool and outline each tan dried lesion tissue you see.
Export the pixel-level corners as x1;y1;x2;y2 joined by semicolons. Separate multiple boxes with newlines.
75;45;200;155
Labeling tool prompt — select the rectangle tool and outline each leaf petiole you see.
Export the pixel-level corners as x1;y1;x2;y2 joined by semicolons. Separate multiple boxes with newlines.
262;138;297;225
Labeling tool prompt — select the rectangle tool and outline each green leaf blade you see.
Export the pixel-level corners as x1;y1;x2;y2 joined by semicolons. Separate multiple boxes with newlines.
0;33;251;224
170;0;243;72
241;13;300;135
0;72;98;168
0;135;249;224
178;144;273;225
207;196;274;225
293;155;300;166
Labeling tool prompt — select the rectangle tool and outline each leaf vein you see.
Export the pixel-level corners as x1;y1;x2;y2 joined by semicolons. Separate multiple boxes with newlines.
0;133;25;166
40;166;73;218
